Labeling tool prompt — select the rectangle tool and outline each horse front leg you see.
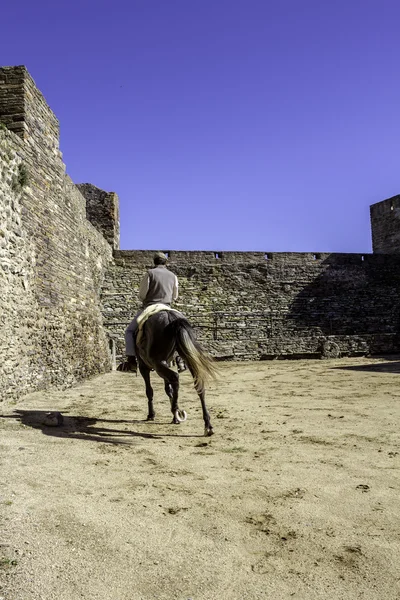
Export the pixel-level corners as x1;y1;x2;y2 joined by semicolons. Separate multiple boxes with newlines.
139;362;155;421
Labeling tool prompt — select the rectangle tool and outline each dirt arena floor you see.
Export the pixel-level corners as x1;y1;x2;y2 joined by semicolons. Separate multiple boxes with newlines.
1;357;400;600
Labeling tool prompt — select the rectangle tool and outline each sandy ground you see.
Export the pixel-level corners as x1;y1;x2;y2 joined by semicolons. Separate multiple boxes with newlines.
0;357;400;600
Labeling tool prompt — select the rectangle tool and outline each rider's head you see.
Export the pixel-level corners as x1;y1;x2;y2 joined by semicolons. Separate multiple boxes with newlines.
153;252;168;266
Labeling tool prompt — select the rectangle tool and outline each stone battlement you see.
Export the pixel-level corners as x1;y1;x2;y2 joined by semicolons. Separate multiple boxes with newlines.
370;195;400;253
0;65;60;152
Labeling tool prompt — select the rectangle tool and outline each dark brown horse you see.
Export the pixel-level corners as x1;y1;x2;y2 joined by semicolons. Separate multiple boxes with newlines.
135;311;217;436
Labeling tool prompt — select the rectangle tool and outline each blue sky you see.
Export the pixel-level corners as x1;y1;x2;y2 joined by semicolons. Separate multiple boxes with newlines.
1;0;400;252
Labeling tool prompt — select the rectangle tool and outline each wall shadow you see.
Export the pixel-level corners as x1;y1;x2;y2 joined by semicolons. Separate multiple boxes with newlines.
332;360;400;373
286;253;400;352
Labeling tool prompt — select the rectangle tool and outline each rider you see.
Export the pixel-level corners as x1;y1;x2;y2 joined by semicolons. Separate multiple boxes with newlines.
120;252;185;373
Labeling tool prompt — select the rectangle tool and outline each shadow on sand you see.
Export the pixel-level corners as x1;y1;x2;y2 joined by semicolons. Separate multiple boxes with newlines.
333;359;400;374
0;411;204;444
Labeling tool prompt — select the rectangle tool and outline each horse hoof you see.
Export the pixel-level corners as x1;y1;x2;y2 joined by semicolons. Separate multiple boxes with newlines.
178;410;187;422
146;416;155;422
205;427;214;437
172;410;187;424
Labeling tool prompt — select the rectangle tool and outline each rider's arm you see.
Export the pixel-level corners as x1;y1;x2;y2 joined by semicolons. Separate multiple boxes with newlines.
139;273;150;302
172;275;179;301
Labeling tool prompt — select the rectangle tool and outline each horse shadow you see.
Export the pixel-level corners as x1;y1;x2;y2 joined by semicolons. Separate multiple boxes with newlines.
1;410;204;444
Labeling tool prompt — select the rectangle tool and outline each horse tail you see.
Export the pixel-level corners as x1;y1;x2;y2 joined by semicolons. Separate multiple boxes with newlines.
169;319;217;390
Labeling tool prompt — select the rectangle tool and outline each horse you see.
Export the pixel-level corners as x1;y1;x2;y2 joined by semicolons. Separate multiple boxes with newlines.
134;310;217;436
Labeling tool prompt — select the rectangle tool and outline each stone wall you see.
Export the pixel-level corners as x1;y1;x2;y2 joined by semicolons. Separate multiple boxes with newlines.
0;128;38;397
370;196;400;254
0;66;114;401
77;183;120;250
102;250;400;361
3;63;400;404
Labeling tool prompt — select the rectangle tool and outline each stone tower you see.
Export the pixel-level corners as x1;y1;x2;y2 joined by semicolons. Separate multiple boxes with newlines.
370;195;400;253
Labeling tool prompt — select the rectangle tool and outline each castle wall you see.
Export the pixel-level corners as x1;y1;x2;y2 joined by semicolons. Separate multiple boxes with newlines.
0;67;114;401
2;63;400;402
76;183;120;250
102;250;400;360
370;196;400;254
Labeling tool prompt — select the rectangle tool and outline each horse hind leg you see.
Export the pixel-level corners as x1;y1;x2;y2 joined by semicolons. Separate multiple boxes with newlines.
189;368;213;437
157;362;186;424
198;387;213;437
164;381;173;402
164;381;181;423
139;362;155;421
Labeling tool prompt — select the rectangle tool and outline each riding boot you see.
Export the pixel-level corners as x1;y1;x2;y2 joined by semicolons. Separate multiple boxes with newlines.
117;355;138;373
127;355;138;371
176;355;187;373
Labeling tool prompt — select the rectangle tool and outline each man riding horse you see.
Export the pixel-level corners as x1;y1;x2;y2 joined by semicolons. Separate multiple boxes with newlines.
118;252;216;435
119;252;186;373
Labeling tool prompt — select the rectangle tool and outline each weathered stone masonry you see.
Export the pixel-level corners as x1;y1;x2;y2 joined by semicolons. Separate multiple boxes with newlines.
0;66;115;401
102;250;400;361
77;183;120;250
2;65;400;402
370;195;400;254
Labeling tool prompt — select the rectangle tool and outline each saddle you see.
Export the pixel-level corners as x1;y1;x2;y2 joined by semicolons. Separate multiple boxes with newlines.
136;303;180;346
135;303;187;372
